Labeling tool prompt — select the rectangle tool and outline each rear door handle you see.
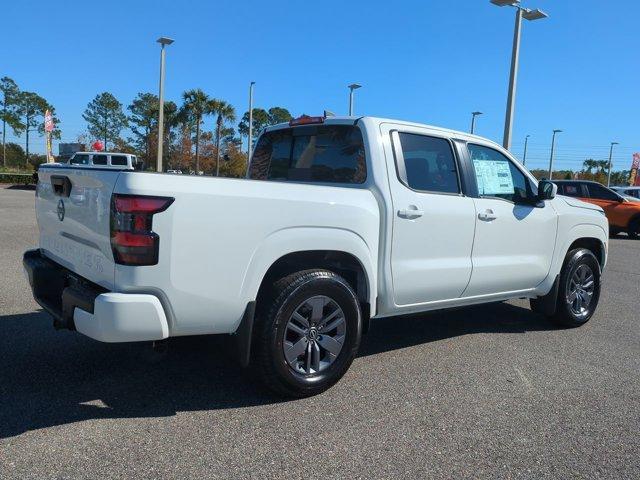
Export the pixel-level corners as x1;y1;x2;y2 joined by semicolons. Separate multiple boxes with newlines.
478;209;497;221
398;207;424;219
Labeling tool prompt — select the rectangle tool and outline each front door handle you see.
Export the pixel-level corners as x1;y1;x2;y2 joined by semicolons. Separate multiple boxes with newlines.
478;209;497;221
398;206;424;219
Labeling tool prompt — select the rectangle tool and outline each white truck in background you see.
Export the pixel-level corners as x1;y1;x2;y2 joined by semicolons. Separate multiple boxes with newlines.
25;115;608;397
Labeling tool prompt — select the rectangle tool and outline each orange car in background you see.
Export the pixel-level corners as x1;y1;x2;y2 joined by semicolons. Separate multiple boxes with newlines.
554;180;640;238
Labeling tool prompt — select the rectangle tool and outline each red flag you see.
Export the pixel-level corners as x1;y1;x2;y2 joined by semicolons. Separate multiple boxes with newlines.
44;110;54;132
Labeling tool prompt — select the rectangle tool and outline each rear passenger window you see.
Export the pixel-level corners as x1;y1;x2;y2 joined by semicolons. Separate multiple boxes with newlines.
92;154;107;165
70;154;89;165
250;125;366;184
396;133;459;194
111;155;128;166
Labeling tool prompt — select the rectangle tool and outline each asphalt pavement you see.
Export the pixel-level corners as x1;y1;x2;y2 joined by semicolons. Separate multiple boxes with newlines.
1;186;639;479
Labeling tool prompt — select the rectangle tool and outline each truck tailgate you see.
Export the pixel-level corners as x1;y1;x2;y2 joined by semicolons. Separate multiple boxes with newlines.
36;166;121;290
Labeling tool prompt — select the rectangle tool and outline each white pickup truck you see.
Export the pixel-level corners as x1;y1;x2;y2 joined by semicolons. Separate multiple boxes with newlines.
25;115;608;397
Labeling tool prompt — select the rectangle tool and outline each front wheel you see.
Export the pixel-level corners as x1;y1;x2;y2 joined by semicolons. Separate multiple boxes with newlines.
252;269;362;398
551;248;601;328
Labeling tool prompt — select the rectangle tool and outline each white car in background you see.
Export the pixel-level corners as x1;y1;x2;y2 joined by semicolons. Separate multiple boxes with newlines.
25;115;608;397
66;152;143;170
611;186;640;200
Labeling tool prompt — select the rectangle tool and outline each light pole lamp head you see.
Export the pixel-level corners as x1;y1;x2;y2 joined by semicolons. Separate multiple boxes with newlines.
490;0;520;6
611;141;619;146
157;37;174;46
553;129;563;134
348;83;362;91
522;8;548;21
472;111;483;117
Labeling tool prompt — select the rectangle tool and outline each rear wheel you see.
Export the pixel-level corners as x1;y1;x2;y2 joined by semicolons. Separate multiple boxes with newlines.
252;269;362;398
551;248;601;327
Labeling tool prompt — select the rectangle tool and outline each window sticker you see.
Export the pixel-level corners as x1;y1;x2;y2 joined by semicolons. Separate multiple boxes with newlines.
473;160;514;195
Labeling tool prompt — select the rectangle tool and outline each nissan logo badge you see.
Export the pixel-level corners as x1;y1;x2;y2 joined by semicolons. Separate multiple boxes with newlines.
57;199;65;221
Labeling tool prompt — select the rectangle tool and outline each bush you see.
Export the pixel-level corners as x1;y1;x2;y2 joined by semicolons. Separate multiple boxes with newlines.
0;173;36;184
1;143;27;168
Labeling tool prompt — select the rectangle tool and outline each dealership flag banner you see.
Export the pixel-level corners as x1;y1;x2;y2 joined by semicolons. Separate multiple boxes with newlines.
44;110;54;163
630;153;640;186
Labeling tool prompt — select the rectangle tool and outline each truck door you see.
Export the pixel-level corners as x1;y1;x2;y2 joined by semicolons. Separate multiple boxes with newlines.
463;143;557;297
382;124;476;305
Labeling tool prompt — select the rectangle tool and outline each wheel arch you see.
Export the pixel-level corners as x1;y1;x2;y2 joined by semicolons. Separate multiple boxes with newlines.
239;227;377;319
627;212;640;230
567;237;606;268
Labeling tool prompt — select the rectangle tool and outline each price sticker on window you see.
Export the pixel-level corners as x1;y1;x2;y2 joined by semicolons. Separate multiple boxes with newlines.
473;160;515;195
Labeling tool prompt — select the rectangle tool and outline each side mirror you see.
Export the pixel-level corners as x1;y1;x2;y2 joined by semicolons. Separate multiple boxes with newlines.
538;180;557;201
134;160;146;171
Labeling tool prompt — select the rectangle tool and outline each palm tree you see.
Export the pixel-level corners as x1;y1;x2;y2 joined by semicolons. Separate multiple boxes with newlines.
583;159;597;174
180;89;217;173
595;160;608;175
213;101;236;176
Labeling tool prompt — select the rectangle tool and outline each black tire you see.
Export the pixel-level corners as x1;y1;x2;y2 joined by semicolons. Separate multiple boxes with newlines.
552;248;601;328
252;269;362;398
628;218;639;239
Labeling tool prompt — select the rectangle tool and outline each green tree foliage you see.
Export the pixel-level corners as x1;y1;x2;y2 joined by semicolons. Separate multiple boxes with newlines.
213;101;236;176
1;77;24;167
16;91;60;166
179;89;221;172
238;107;293;146
610;170;631;187
1;142;26;169
218;142;248;178
238;108;269;141
83;92;128;150
267;107;293;125
582;159;598;174
128;92;158;159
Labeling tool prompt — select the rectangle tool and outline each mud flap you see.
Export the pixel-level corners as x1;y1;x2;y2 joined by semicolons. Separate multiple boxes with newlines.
234;302;256;368
534;275;560;316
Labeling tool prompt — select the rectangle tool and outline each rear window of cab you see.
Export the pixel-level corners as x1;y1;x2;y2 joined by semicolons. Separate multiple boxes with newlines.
249;125;366;184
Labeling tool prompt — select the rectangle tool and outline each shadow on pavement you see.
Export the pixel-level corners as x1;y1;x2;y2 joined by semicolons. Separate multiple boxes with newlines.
0;302;554;438
4;184;36;191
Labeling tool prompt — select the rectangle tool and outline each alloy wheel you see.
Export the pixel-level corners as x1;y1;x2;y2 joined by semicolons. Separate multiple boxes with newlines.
566;263;595;318
283;295;346;375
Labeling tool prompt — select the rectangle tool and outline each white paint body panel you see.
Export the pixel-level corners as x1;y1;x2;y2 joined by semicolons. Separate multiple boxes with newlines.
34;116;609;342
74;293;168;342
464;197;558;297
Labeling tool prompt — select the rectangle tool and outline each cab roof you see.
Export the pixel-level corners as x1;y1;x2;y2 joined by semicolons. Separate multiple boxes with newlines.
264;115;504;150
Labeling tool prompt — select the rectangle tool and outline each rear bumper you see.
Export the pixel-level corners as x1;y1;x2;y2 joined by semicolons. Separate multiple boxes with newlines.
23;249;169;343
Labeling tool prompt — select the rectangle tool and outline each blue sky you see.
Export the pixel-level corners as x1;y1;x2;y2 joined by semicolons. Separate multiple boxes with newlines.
2;0;638;171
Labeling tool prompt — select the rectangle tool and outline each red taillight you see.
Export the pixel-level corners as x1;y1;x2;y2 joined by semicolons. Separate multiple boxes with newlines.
110;194;173;266
289;115;325;127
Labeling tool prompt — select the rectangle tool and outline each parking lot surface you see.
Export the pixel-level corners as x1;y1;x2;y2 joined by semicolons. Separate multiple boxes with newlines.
1;186;639;479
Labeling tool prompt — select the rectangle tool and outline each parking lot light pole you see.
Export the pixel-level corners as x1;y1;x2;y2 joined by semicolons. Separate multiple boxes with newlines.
348;83;362;116
548;129;562;179
522;134;530;166
156;37;174;173
470;111;483;134
491;1;548;151
247;81;255;162
607;141;619;187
